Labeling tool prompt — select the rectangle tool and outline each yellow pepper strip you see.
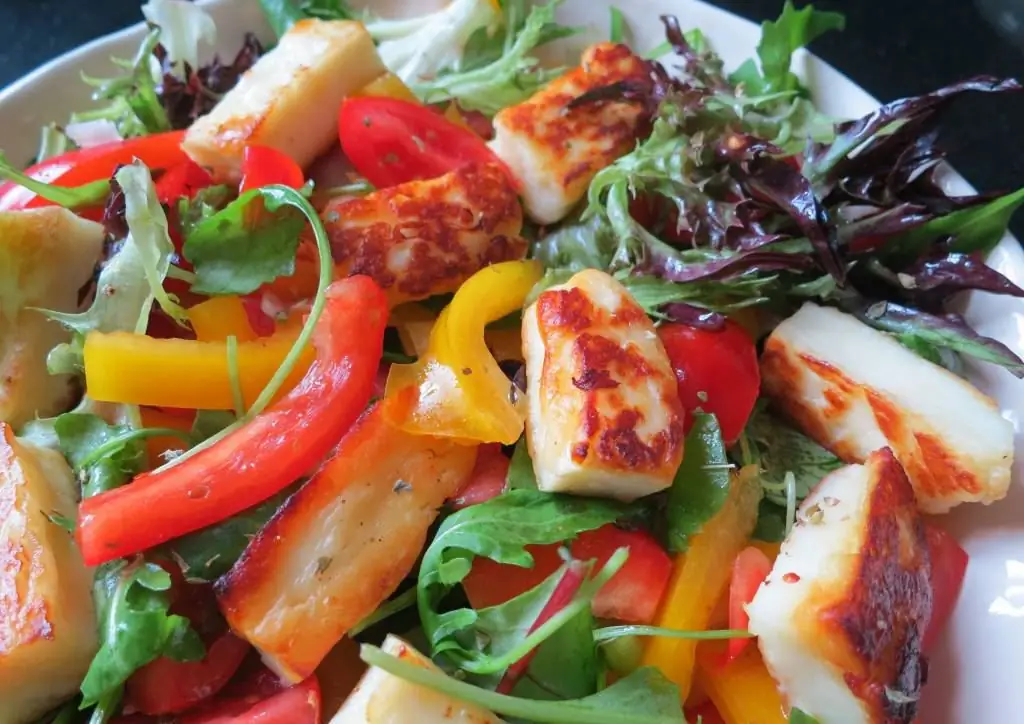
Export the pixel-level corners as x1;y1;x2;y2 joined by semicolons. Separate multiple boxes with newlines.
390;303;437;358
695;644;788;724
354;72;420;103
640;465;762;702
384;260;541;444
84;327;314;411
187;296;257;343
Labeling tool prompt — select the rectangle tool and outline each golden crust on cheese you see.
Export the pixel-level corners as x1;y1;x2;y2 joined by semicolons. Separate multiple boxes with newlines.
216;405;475;683
489;42;648;224
523;269;685;501
183;19;385;180
747;449;931;724
760;303;1013;514
323;163;526;304
0;424;97;723
0;208;104;429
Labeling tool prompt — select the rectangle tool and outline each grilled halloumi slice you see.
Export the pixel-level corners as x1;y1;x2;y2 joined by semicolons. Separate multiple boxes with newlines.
522;269;685;501
761;302;1013;514
0;208;104;429
323;163;527;305
488;42;648;224
332;635;504;724
216;404;476;683
747;449;931;724
183;20;385;181
0;424;98;724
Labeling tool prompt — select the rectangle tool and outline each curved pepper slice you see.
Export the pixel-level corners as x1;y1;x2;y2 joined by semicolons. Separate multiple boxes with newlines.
77;275;388;566
384;260;541;445
0;130;188;210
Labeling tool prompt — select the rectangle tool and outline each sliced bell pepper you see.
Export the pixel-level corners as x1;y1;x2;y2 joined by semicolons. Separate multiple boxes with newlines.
384;260;541;445
640;465;762;702
694;644;787;724
354;72;421;103
240;145;305;195
84;325;315;411
155;159;214;205
0;130;188;210
187;297;259;343
76;276;389;566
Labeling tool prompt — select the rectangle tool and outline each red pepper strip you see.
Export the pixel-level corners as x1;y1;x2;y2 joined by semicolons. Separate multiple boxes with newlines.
240;145;305;194
156;159;214;205
495;561;588;694
76;275;389;566
0;130;188;210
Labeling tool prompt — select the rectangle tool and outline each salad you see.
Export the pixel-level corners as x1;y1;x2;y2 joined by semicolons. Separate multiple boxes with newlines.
0;0;1020;722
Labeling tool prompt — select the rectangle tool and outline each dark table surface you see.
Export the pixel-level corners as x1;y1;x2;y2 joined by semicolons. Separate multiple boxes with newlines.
2;0;1024;233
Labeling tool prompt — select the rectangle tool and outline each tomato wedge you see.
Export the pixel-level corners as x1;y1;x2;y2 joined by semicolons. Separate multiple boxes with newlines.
923;522;969;651
239;145;305;194
337;97;510;188
657;320;760;445
724;546;773;665
125;633;251;715
0;130;188;210
451;444;509;510
462;524;672;625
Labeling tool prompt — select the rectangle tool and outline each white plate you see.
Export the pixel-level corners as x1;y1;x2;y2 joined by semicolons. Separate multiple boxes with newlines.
2;1;1022;722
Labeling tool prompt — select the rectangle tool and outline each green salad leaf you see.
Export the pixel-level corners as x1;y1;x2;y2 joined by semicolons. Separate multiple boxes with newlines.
54;413;191;498
42;161;185;355
507;437;539;490
789;710;822;724
609;6;626;44
418;489;631;672
361;644;685;724
183;187;306;295
413;0;575;115
78;28;171;138
742;407;843;506
512;606;599;701
168;487;292;582
730;1;845;95
665;412;731;554
81;560;204;707
0;152;109;208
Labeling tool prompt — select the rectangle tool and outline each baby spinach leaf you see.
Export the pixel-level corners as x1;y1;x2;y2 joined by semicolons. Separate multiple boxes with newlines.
743;408;843;506
507;437;538;490
168;487;292;582
361;644;685;724
747;2;845;95
80;559;204;707
183;187;307;295
665;412;730;554
418;490;630;672
54;414;147;498
512;606;598;701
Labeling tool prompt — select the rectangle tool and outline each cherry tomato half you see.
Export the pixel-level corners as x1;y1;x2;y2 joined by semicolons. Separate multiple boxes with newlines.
724;546;773;665
337;97;510;189
657;320;760;445
451;444;509;510
923;523;969;651
239;145;305;195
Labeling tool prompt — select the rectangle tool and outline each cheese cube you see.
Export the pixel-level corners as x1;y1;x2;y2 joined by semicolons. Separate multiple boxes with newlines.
183;20;385;181
761;302;1014;513
747;449;931;724
0;424;98;723
522;269;685;501
488;43;648;225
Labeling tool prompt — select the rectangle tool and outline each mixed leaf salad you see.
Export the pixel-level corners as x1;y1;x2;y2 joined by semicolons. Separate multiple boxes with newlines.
0;0;1019;723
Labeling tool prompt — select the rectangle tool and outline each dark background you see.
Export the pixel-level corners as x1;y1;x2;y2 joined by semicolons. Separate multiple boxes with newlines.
1;0;1023;232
